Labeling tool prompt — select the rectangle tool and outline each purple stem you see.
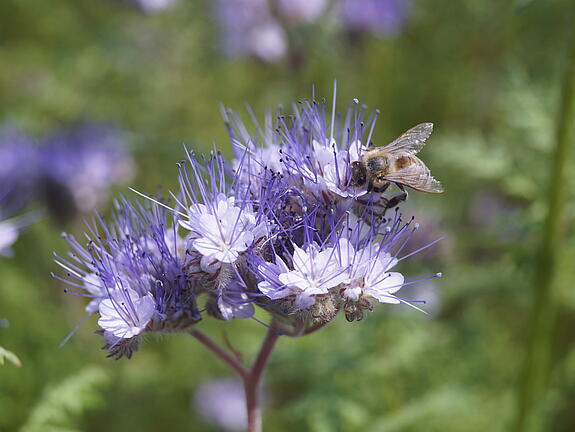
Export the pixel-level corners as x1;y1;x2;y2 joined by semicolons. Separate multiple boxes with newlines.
245;328;280;432
188;328;249;378
188;327;280;432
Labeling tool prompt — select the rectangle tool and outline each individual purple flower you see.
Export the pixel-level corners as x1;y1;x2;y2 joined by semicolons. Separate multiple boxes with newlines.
181;193;263;265
54;198;200;358
177;150;270;269
213;0;288;62
168;149;278;320
338;0;411;38
98;288;156;339
258;241;347;309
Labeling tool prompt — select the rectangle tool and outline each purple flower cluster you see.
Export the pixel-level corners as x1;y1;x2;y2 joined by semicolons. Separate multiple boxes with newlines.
55;198;198;358
213;0;410;62
0;124;134;224
56;88;441;357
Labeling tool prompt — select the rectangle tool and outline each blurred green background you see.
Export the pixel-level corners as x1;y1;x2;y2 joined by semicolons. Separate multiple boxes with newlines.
1;0;575;431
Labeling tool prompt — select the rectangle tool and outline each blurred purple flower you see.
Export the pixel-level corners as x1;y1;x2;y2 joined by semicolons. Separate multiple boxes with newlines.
40;124;135;221
194;378;248;431
214;0;287;62
338;0;411;38
126;0;178;13
0;127;40;211
0;128;43;256
277;0;328;24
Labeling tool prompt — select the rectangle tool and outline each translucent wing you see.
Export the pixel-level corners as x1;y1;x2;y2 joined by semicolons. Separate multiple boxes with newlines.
384;156;444;193
383;122;434;155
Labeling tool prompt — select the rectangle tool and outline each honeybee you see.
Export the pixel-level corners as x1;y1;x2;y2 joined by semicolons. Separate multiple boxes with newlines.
350;122;443;209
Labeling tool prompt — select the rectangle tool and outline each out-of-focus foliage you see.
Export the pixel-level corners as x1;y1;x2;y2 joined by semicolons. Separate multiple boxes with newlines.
0;345;21;367
1;0;575;431
21;366;110;432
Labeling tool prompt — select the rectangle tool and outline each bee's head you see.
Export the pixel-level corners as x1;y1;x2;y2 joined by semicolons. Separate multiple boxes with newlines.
350;161;367;187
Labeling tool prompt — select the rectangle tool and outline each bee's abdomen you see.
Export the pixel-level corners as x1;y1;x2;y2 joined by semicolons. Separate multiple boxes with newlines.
395;155;412;170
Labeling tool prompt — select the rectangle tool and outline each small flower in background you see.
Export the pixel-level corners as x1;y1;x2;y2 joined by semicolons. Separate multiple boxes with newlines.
212;0;412;63
337;0;411;38
0;133;42;257
194;378;248;431
0;127;40;211
214;0;288;62
40;124;135;223
0;123;135;225
276;0;328;24
468;188;522;241
124;0;179;14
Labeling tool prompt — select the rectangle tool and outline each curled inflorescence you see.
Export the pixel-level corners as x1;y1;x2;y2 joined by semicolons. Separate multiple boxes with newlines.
56;90;441;358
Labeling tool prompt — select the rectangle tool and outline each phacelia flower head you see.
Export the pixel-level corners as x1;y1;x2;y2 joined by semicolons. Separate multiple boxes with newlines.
55;198;200;358
55;85;443;357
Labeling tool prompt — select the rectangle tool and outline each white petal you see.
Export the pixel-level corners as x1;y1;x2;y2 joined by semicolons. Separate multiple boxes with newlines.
368;272;405;303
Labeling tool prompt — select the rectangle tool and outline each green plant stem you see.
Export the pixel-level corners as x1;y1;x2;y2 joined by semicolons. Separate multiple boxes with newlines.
514;15;575;432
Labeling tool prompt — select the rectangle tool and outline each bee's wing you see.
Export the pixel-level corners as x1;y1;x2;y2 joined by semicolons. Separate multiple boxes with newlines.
383;123;434;155
384;156;444;193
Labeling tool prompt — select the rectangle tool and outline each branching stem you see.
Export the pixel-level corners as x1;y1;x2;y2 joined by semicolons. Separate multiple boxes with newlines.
189;327;280;432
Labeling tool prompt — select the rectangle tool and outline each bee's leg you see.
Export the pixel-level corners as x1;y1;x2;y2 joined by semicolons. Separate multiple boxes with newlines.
385;184;409;210
372;182;390;194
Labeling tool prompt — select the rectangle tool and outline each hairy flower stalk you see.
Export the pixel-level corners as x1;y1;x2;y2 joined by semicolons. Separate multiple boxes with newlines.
55;87;442;432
